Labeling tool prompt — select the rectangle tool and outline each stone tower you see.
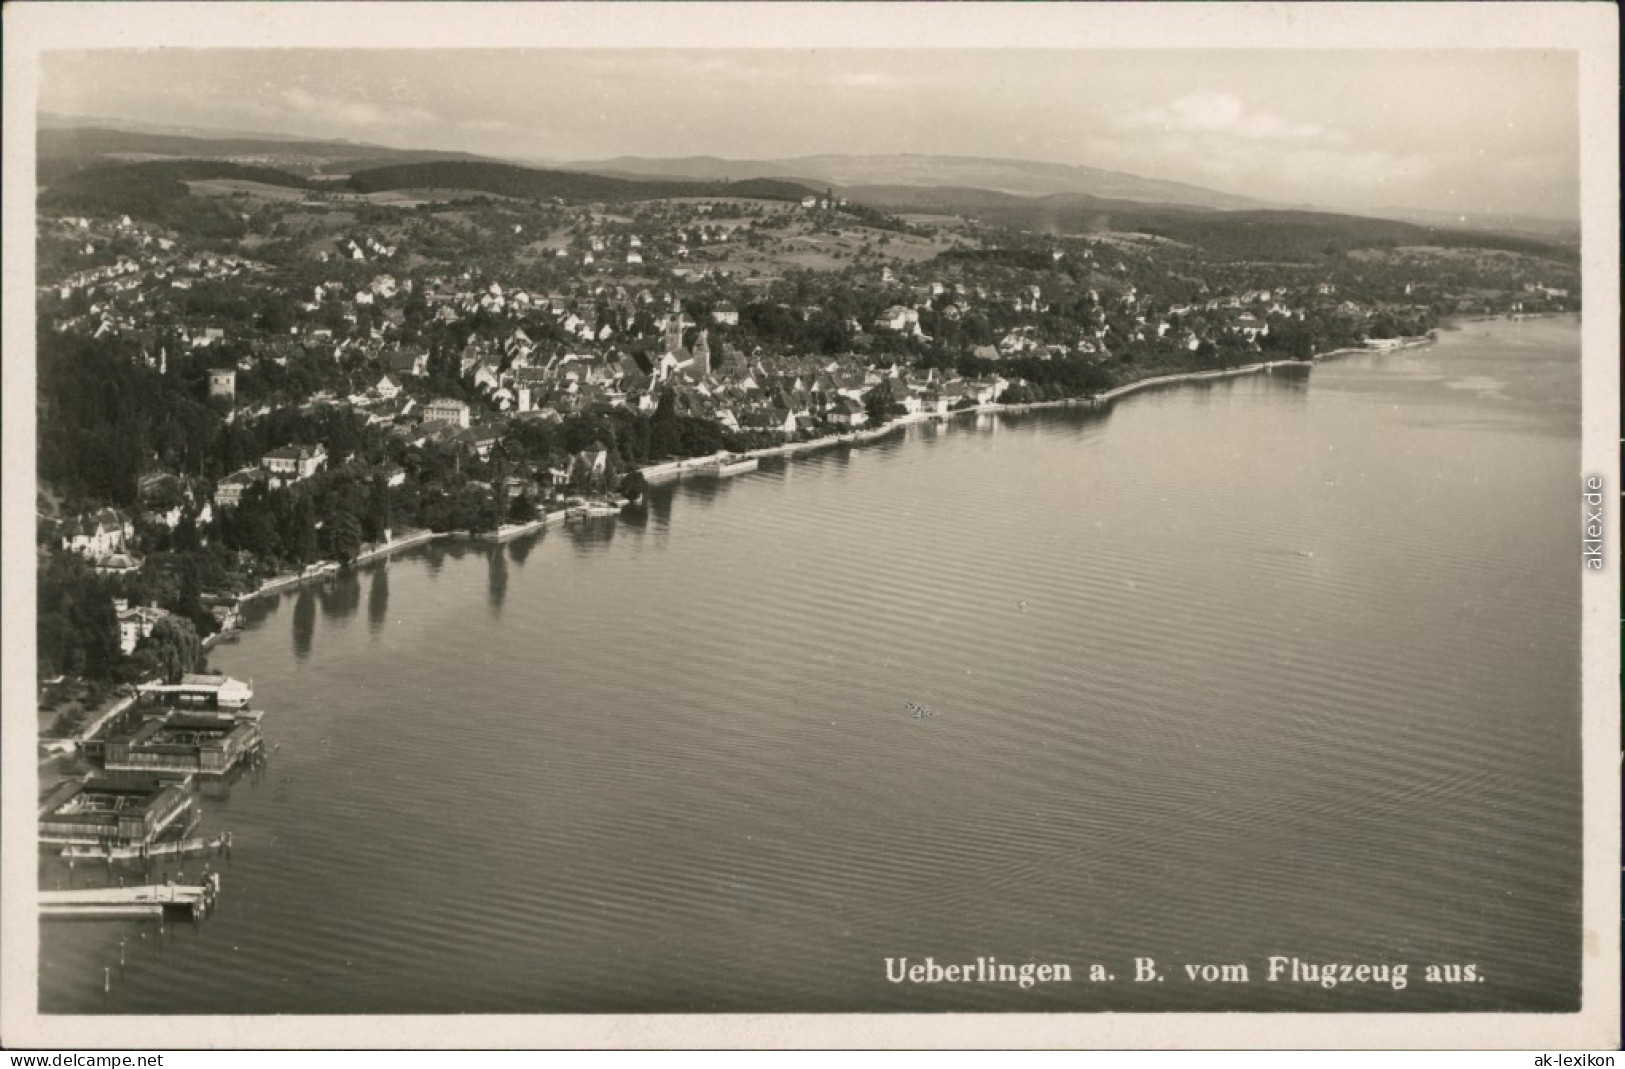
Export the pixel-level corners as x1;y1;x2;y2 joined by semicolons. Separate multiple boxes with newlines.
209;369;236;401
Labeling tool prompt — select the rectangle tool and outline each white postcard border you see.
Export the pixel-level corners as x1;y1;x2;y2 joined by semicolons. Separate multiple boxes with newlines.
3;1;1617;1050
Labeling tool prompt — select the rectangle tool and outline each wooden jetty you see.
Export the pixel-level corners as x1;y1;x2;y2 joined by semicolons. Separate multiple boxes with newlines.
59;832;232;863
43;903;166;921
40;875;221;921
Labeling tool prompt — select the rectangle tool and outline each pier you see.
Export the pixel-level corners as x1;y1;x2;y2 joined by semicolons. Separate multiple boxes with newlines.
40;875;221;921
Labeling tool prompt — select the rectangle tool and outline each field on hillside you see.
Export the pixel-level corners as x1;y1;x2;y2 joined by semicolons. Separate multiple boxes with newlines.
121;165;986;279
1355;245;1531;263
185;179;316;202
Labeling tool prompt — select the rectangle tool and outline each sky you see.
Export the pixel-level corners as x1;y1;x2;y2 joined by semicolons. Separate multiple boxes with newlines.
40;48;1579;219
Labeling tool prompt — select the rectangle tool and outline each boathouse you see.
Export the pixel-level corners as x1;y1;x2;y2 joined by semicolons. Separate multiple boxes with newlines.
138;673;253;709
103;710;264;776
38;772;194;847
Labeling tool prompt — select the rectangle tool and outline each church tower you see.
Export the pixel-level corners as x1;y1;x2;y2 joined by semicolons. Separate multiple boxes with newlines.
664;314;686;357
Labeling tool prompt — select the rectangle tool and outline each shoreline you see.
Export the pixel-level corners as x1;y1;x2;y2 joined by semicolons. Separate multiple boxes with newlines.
235;528;446;606
730;334;1438;466
232;505;593;605
230;332;1440;607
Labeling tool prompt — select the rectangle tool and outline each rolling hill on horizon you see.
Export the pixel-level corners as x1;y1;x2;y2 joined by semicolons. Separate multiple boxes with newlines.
344;160;817;204
552;152;1271;211
34;117;1578;256
37;123;489;180
39;115;1581;242
559;153;1582;243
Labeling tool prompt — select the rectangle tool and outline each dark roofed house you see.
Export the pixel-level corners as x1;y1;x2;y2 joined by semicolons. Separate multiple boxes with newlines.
214;467;265;508
414;419;461;445
827;395;869;428
459;426;503;461
384;348;429;378
93;552;142;576
739;408;797;436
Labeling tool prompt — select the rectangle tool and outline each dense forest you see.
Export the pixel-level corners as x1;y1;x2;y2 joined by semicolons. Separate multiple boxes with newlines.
37;332;224;507
39;160;313;236
973;203;1577;265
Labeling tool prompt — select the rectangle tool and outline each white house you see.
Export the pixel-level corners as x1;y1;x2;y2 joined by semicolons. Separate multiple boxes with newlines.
873;306;916;332
261;444;328;482
115;599;170;656
424;397;472;429
62;509;133;558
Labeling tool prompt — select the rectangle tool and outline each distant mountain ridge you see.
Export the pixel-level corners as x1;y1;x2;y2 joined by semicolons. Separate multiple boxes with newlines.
1359;204;1580;244
38;123;488;175
834;184;1217;217
552;153;1271;211
39;111;327;142
345;160;816;204
37;117;1578;244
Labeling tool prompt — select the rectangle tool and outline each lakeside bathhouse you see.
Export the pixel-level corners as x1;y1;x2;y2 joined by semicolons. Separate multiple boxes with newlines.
39;772;195;848
102;709;264;777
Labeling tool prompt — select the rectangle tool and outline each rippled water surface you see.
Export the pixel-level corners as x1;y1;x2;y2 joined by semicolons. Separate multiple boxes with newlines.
41;316;1583;1013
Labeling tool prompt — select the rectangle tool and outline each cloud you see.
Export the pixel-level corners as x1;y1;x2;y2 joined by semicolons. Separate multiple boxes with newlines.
1125;92;1326;141
1090;90;1457;209
276;87;437;130
1084;119;1447;212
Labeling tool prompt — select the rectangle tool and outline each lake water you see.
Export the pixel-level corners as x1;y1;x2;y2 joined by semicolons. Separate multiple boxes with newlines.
40;315;1583;1014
